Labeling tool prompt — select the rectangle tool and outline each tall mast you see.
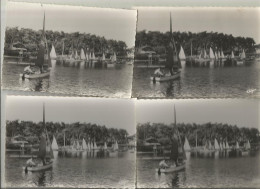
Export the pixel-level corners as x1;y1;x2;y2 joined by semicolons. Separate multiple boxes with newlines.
170;12;178;58
42;10;51;67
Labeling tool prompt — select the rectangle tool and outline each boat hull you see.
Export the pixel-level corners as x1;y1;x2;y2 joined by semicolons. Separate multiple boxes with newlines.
23;162;53;172
150;72;180;82
20;71;50;79
156;163;185;173
107;63;115;68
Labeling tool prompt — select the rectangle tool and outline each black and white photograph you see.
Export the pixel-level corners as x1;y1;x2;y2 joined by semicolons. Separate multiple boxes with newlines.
3;96;136;188
135;99;260;188
132;7;260;98
2;2;136;98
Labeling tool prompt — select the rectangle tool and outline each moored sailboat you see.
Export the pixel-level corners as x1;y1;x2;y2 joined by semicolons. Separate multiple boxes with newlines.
50;44;57;59
179;46;186;60
184;137;191;151
82;138;87;150
80;48;86;60
151;13;181;82
51;136;59;151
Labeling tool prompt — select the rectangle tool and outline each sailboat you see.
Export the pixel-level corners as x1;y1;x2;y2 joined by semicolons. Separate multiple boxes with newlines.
21;12;51;79
76;141;81;150
104;142;108;150
151;13;181;82
231;51;235;59
184;137;191;151
237;49;246;65
82;139;87;150
50;44;57;59
107;52;116;67
51;136;59;151
85;52;89;61
209;48;215;59
23;104;53;172
75;50;79;60
157;105;186;173
113;141;119;151
80;48;86;60
102;53;106;62
242;140;251;156
214;138;220;150
179;46;186;60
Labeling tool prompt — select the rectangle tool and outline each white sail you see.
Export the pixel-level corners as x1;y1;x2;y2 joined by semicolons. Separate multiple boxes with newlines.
223;142;226;149
240;49;246;59
72;141;76;149
75;50;79;59
226;142;230;149
111;52;117;62
208;141;212;150
231;51;235;59
92;52;96;60
219;142;222;150
76;141;81;149
94;142;98;149
51;136;59;150
214;139;220;150
88;142;91;150
245;140;251;150
217;52;221;59
114;141;119;150
209;48;215;59
204;49;208;58
80;48;86;60
221;51;225;58
184;137;191;151
104;142;107;150
236;141;240;149
102;53;106;61
82;139;87;150
179;46;186;60
85;53;89;61
50;44;57;59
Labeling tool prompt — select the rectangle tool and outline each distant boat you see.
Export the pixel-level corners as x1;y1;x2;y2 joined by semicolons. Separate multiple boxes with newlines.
214;138;220;150
113;141;119;151
82;139;87;150
231;51;235;59
184;137;191;151
107;53;116;67
235;141;240;150
104;142;107;150
50;44;57;59
23;103;53;172
93;141;98;150
179;46;186;60
88;142;91;150
51;136;59;151
245;140;251;150
76;141;81;150
151;13;181;82
80;48;86;60
226;142;230;149
85;52;89;61
102;53;106;61
237;49;246;65
209;47;215;59
92;52;96;60
75;50;79;60
240;49;246;59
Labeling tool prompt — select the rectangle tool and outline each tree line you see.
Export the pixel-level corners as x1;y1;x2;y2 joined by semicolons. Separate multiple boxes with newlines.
137;122;259;147
4;27;128;56
6;120;129;146
135;30;256;56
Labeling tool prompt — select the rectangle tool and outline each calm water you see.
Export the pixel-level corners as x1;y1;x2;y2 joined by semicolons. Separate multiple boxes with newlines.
2;58;133;98
132;60;260;98
5;151;136;188
137;151;260;188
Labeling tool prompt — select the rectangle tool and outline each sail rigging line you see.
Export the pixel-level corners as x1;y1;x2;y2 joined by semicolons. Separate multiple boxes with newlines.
42;10;51;67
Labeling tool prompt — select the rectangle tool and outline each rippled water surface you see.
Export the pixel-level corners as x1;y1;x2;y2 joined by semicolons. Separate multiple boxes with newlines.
137;151;260;188
132;60;260;98
2;58;133;98
5;151;136;188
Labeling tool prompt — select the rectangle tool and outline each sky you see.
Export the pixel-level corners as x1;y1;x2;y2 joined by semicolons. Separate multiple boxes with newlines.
137;7;260;44
5;96;136;135
136;99;260;129
5;2;137;47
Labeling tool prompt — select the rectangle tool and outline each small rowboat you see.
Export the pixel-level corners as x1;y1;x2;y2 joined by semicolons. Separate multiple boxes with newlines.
23;161;53;172
150;71;180;82
156;163;185;173
20;71;50;79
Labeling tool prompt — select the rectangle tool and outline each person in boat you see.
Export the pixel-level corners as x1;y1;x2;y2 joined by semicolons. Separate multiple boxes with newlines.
38;133;47;165
154;68;164;77
24;65;34;74
159;159;170;169
170;132;179;166
26;157;36;167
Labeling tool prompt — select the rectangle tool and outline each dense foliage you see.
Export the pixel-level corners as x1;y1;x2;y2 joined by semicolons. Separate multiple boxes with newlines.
135;30;256;55
137;122;259;147
6;120;129;145
4;27;128;56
